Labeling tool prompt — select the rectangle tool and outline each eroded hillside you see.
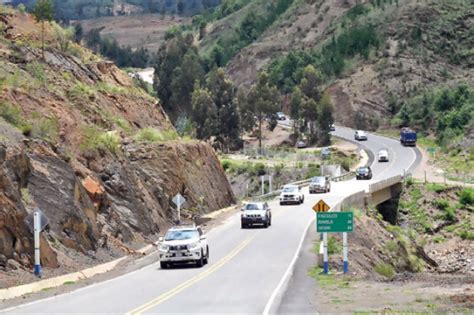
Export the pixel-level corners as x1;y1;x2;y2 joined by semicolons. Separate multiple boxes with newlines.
0;10;234;285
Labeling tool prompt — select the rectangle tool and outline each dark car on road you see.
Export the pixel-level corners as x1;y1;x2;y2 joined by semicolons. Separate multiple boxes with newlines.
356;166;373;180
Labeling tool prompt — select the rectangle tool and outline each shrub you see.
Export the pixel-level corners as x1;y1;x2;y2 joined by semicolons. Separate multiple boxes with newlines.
0;102;23;126
113;117;132;135
327;236;342;255
459;188;473;206
426;183;445;193
432;198;449;210
458;229;474;240
443;207;456;222
374;263;395;279
408;254;425;272
136;128;179;143
68;82;96;101
253;163;266;176
26;62;47;85
136;127;162;142
221;159;232;171
32;117;59;142
80;128;120;154
98;132;121;154
385;240;398;252
96;82;126;95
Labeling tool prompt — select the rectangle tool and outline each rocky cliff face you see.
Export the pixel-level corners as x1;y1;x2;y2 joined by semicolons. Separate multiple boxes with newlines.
0;11;234;283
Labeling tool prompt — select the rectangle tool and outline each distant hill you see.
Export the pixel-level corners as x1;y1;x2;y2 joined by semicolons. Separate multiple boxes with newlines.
10;0;222;20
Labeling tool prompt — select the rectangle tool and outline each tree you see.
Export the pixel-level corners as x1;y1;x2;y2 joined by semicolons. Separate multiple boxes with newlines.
74;23;83;43
290;86;302;135
191;87;217;139
300;65;322;101
33;0;54;60
240;72;280;153
316;93;334;145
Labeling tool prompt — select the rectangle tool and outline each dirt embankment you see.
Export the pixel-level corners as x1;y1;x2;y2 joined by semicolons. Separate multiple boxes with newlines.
0;11;234;288
318;183;473;311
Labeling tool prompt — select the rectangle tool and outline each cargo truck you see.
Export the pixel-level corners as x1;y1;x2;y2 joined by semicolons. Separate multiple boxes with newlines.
400;128;417;146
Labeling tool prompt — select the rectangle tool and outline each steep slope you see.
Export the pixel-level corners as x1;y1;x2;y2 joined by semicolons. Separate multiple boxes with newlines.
220;0;473;127
0;10;234;285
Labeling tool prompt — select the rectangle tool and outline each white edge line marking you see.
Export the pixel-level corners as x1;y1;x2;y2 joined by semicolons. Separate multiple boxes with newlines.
262;216;315;315
0;258;158;313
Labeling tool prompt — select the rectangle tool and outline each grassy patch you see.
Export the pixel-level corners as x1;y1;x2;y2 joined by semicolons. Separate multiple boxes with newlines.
426;183;446;193
96;82;126;95
308;266;353;288
63;281;75;285
68;82;96;102
135;128;179;143
328;236;342;255
80;127;121;154
458;188;473;206
25;62;47;85
374;263;395;279
0;101;32;135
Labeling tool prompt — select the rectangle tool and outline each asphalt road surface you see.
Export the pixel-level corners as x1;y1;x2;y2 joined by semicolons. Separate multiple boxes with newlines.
2;126;420;314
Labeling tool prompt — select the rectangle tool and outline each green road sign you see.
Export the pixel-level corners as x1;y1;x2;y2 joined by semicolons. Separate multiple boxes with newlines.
317;212;354;233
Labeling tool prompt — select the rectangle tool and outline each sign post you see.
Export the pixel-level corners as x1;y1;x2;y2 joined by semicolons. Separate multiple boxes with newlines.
261;176;265;195
343;232;348;274
312;199;330;274
313;202;354;275
172;193;186;225
33;210;41;277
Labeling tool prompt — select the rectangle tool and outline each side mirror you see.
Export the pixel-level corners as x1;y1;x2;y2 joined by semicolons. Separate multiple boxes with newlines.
241;207;245;211
158;237;163;242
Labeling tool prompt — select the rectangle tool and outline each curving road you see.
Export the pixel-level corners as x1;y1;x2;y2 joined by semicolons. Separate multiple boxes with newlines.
1;126;420;314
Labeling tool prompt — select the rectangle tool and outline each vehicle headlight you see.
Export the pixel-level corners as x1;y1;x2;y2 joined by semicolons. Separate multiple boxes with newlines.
159;244;169;251
188;242;200;251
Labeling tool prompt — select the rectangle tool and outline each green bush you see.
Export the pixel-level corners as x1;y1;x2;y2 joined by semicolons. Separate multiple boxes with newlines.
135;128;179;143
458;229;474;240
444;207;456;222
374;263;395;279
32;117;59;142
252;163;266;176
97;132;121;154
327;236;342;255
0;102;23;126
408;254;425;272
385;240;399;252
80;128;121;154
221;159;232;171
426;183;446;193
459;188;473;206
432;198;449;210
68;82;96;101
26;62;47;85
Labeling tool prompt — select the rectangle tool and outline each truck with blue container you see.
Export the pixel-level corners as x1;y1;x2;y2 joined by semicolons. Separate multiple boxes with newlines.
400;128;417;146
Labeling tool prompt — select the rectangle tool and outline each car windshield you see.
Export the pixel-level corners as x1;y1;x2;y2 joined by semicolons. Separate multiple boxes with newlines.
164;229;199;241
358;167;369;173
283;186;298;192
245;203;264;210
312;177;325;184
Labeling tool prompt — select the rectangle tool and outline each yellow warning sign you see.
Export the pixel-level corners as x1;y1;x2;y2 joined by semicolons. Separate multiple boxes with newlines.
312;199;330;212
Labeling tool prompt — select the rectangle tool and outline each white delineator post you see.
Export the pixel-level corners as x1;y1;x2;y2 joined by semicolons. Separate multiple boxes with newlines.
269;175;272;193
343;232;348;274
261;175;264;195
323;232;328;274
33;211;41;277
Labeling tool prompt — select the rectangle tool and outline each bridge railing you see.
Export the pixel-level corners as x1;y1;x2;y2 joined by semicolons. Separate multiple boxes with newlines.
368;175;403;193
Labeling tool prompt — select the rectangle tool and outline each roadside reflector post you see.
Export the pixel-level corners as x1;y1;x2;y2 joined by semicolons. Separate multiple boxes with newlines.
323;232;329;274
261;175;265;195
343;232;348;274
269;175;272;193
33;210;41;278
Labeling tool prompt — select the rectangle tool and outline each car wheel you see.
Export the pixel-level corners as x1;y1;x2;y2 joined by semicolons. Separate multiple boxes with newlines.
241;221;246;229
160;261;168;269
279;202;283;206
204;246;209;264
269;217;272;226
196;250;204;267
263;220;268;228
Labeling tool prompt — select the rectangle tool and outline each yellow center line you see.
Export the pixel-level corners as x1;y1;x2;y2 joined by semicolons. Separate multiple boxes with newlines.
126;234;257;315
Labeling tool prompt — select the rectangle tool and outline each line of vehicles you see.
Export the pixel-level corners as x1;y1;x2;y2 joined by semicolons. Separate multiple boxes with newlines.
157;125;418;269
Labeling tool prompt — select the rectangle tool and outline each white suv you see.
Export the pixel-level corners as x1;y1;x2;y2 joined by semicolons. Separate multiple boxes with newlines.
158;225;209;269
241;202;272;228
279;184;304;205
354;130;368;141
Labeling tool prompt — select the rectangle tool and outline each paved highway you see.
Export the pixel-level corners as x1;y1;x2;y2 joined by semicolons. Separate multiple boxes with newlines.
2;126;420;314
